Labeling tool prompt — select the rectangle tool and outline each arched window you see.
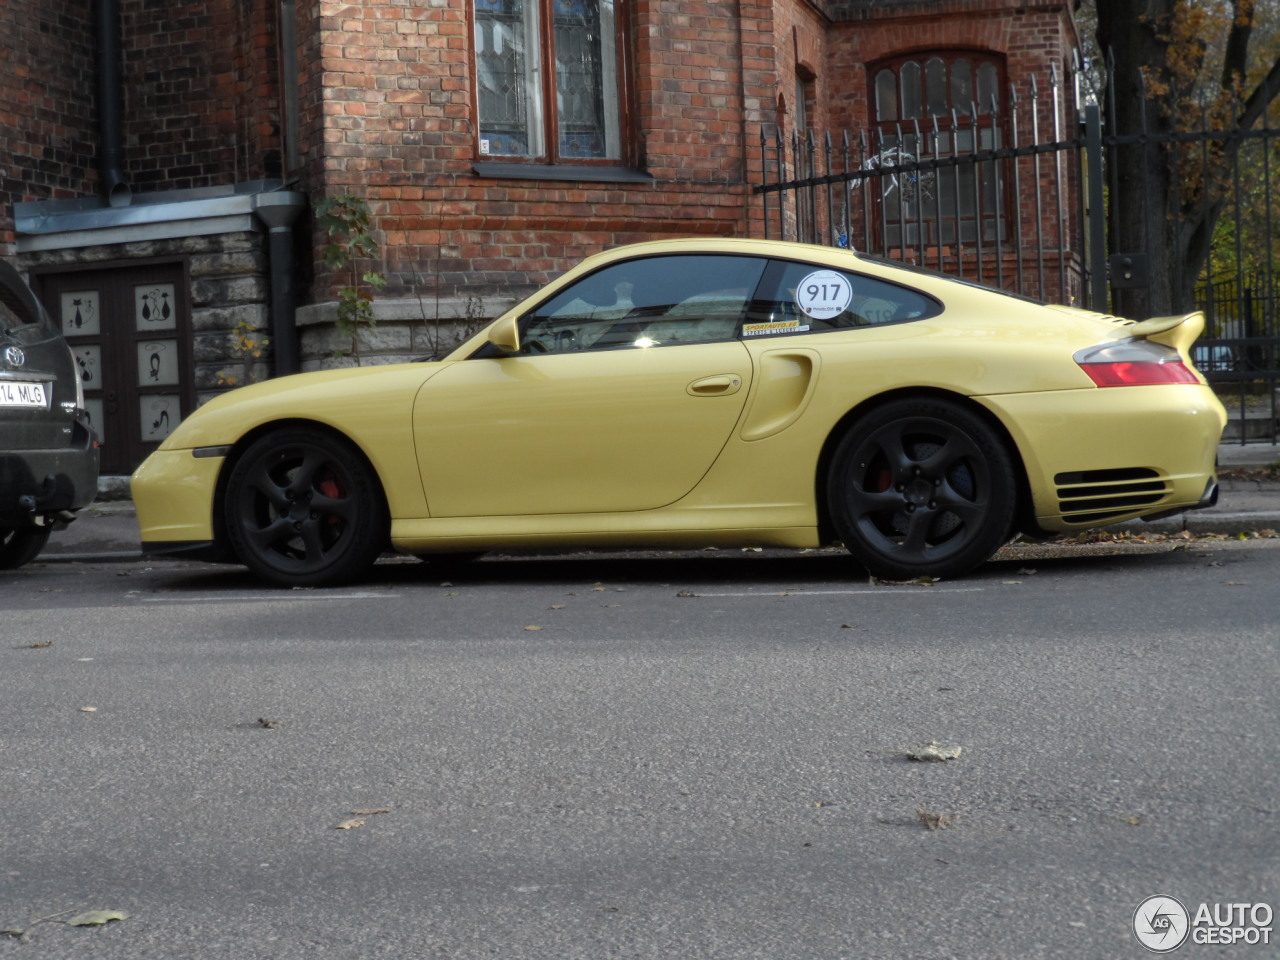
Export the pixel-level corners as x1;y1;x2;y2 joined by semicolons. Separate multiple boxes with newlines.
868;53;1006;249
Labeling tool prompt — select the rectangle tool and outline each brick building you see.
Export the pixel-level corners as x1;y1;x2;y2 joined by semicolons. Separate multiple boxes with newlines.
0;0;1079;475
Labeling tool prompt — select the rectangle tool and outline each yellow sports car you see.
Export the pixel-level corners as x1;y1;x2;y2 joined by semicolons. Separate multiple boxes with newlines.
131;238;1226;587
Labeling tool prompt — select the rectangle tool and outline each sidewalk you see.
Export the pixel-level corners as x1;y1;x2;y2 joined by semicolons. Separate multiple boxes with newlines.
33;442;1280;562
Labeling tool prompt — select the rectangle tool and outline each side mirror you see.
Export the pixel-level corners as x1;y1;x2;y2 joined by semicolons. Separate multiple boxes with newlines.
486;314;520;354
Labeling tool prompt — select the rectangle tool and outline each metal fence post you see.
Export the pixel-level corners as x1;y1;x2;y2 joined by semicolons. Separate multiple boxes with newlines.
1083;103;1107;312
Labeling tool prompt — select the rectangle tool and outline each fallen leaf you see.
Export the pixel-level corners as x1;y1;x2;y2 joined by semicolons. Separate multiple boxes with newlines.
1119;815;1142;825
916;808;954;830
524;625;542;631
79;707;98;713
907;742;963;762
335;818;366;830
28;640;53;649
547;604;565;610
871;575;939;586
675;589;698;598
66;910;129;927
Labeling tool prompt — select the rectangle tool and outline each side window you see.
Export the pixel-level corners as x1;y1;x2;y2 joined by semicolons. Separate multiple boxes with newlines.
743;260;941;337
518;255;768;354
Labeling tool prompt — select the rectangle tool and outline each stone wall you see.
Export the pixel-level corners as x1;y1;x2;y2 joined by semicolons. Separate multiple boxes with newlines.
15;232;271;404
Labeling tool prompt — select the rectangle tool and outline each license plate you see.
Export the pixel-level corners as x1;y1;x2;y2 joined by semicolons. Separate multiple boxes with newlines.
0;381;48;407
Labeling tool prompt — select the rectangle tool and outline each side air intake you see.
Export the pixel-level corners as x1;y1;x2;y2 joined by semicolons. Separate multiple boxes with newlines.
1054;467;1170;524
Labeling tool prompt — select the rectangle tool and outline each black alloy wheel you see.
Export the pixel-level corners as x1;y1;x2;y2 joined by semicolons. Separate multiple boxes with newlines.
827;398;1016;580
225;428;389;587
0;526;52;570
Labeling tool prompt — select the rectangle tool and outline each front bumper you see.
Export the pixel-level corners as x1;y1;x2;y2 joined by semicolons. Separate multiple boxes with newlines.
131;446;224;546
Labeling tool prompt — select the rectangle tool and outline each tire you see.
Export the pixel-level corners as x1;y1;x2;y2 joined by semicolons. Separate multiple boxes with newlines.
224;428;389;587
827;398;1016;580
0;526;53;570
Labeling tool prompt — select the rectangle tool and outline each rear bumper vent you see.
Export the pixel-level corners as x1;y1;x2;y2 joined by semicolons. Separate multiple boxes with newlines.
1054;467;1170;525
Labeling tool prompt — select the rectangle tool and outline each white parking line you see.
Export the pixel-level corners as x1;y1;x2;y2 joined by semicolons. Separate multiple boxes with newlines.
141;592;397;604
692;586;985;598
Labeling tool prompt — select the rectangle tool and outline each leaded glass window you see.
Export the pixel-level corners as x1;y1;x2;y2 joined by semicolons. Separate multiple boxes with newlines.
474;0;623;162
869;53;1007;248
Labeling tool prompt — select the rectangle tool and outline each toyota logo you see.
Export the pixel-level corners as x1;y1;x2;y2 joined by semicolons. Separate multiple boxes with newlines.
3;346;24;366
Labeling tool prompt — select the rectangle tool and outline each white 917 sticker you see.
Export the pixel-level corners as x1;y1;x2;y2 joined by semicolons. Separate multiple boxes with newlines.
795;270;853;320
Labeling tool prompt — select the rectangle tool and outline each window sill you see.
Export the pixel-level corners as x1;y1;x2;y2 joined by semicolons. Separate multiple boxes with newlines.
472;162;654;184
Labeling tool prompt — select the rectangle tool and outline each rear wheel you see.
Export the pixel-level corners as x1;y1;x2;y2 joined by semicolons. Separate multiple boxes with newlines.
0;526;52;570
225;428;389;587
827;398;1016;580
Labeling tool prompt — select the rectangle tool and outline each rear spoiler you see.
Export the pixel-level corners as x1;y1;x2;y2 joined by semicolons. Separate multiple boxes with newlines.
1124;311;1204;354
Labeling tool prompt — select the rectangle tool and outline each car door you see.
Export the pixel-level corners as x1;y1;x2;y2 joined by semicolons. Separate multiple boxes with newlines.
412;254;768;518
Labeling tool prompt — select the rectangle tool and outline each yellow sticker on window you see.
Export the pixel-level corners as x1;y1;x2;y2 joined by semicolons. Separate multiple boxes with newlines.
743;319;808;337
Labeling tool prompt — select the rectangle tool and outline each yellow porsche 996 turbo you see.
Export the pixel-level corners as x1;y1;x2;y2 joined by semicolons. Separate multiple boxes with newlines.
131;238;1227;587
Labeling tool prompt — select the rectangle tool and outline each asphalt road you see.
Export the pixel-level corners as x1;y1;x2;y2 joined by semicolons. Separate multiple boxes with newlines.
2;540;1278;959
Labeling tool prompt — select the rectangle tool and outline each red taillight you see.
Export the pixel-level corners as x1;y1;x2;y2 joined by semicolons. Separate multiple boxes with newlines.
1075;339;1202;387
1080;359;1200;387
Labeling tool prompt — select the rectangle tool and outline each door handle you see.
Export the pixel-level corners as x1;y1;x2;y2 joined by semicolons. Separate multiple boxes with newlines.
686;374;743;397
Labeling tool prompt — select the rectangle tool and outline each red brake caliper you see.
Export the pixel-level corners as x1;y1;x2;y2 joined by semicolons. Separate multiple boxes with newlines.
317;473;343;526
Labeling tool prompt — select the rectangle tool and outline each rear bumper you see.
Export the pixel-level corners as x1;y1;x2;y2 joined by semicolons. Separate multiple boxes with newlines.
978;384;1226;531
0;441;100;528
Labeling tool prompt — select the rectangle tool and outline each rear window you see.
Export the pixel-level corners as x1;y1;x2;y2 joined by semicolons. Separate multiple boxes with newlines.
742;259;942;339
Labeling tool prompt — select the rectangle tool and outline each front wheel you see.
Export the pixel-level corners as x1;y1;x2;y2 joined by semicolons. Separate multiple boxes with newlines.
827;398;1016;580
225;428;389;587
0;526;53;570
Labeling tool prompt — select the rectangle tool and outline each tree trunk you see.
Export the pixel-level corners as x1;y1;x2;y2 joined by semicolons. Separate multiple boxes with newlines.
1096;0;1180;318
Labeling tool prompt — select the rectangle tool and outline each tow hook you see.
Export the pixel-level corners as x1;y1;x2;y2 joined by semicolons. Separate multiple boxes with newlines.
17;477;79;528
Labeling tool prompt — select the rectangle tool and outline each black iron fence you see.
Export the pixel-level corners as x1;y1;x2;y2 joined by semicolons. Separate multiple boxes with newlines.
755;78;1280;444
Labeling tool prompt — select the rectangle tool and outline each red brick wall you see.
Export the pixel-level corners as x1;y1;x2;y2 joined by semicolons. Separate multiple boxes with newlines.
123;0;281;190
0;0;97;246
0;0;282;250
4;0;1077;305
297;0;784;305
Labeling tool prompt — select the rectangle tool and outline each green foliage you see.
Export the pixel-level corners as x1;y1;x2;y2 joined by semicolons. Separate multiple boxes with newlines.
315;194;386;364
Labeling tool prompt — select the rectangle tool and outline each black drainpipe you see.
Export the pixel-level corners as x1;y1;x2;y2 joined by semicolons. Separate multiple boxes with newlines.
94;0;130;208
253;192;308;377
